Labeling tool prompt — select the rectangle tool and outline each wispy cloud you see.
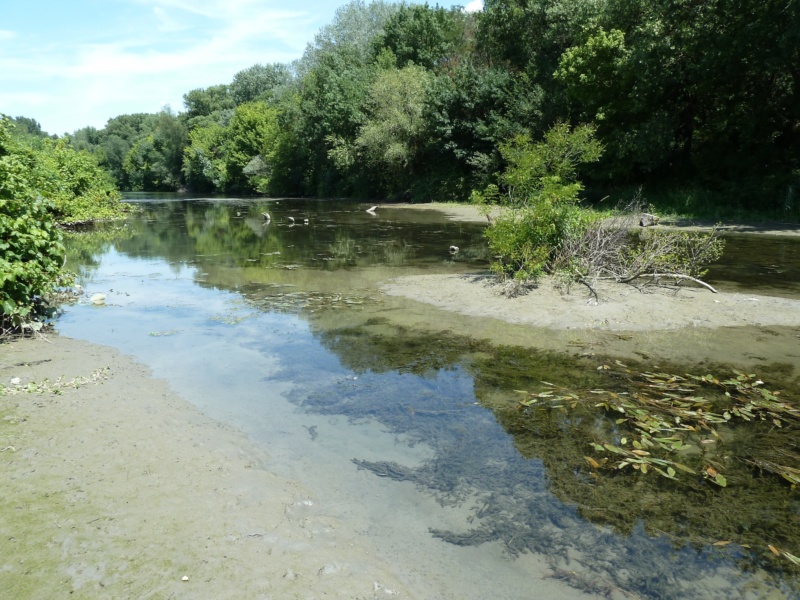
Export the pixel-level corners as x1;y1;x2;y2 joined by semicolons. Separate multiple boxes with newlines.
1;1;325;132
153;7;188;33
0;0;472;134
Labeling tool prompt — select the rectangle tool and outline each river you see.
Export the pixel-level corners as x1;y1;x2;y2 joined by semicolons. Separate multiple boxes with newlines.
56;197;800;599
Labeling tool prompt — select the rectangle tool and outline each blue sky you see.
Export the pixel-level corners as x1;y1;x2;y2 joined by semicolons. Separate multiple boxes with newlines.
0;0;482;135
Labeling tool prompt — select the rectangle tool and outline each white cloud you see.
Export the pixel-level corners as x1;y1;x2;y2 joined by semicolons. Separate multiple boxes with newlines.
0;91;49;108
0;1;330;133
464;1;484;12
4;1;493;133
153;7;187;32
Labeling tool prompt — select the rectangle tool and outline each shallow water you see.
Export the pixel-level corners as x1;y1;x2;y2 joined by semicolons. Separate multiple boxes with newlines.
57;198;800;599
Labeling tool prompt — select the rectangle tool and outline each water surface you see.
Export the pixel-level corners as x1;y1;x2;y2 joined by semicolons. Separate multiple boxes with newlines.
57;198;800;599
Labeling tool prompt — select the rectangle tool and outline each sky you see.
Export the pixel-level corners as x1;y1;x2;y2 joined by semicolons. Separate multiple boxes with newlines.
0;0;483;136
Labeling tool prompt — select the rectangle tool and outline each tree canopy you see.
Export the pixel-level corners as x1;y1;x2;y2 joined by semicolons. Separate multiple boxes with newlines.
49;0;800;214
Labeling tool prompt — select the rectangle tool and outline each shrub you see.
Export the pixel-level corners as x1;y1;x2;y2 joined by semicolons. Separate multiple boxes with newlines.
472;123;603;289
0;119;66;331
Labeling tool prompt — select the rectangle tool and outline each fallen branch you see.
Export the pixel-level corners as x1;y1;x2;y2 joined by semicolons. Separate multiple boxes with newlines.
576;277;599;301
648;273;718;293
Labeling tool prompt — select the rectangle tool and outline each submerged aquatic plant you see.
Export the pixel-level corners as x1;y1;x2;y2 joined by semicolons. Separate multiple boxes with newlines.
520;366;799;486
517;364;800;568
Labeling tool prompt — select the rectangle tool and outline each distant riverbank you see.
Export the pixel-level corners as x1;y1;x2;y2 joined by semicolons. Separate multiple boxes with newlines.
388;202;800;236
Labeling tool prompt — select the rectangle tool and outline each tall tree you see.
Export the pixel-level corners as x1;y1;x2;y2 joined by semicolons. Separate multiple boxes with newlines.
230;63;294;106
376;4;465;70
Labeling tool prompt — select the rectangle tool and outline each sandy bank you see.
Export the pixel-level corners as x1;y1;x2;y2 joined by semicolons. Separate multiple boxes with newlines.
383;274;800;332
0;336;409;599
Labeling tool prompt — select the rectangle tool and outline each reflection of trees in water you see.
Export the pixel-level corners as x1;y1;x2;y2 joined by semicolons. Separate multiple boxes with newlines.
74;200;486;282
303;318;800;599
65;222;139;281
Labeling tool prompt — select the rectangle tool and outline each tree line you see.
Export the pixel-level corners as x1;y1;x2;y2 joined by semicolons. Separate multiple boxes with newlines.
62;0;799;214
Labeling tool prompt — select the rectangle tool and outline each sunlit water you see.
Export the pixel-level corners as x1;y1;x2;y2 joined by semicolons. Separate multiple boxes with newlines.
56;198;800;599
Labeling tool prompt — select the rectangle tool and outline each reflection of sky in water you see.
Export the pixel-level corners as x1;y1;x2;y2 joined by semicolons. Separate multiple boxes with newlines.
56;201;798;600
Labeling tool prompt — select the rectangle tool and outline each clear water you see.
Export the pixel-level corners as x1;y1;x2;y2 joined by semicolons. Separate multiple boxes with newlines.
56;198;800;599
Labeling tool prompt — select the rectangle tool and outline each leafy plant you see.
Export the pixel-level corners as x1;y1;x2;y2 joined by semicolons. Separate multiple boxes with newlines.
472;123;602;288
1;116;127;334
0;119;67;331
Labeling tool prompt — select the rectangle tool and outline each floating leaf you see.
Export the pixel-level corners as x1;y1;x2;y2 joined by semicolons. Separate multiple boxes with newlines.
584;456;600;469
714;474;727;487
769;545;781;556
672;462;696;474
712;540;732;547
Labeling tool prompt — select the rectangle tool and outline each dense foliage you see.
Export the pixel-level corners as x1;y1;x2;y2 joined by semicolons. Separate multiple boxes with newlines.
473;122;603;282
58;0;798;215
0;117;126;332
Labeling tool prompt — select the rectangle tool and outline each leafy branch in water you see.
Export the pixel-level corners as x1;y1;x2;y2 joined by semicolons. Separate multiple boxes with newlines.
518;365;799;489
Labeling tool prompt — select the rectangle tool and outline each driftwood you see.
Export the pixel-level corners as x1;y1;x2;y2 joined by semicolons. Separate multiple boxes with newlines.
617;272;719;293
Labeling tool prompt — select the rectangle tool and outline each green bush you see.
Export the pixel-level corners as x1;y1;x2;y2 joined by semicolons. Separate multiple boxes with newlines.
34;138;124;223
0;119;66;330
473;123;603;284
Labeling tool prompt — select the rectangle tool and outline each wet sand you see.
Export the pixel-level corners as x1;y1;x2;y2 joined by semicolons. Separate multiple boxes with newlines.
0;337;411;599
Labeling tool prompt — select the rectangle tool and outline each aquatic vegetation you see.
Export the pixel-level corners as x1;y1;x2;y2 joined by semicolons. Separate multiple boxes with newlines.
244;290;381;316
518;366;799;488
306;318;800;596
512;363;800;576
300;319;799;596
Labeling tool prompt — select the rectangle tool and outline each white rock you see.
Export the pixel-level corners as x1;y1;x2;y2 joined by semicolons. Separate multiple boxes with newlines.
90;293;106;305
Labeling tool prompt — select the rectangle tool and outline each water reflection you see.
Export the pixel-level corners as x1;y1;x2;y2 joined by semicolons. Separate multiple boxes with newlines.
58;199;799;599
706;233;800;296
302;319;800;598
